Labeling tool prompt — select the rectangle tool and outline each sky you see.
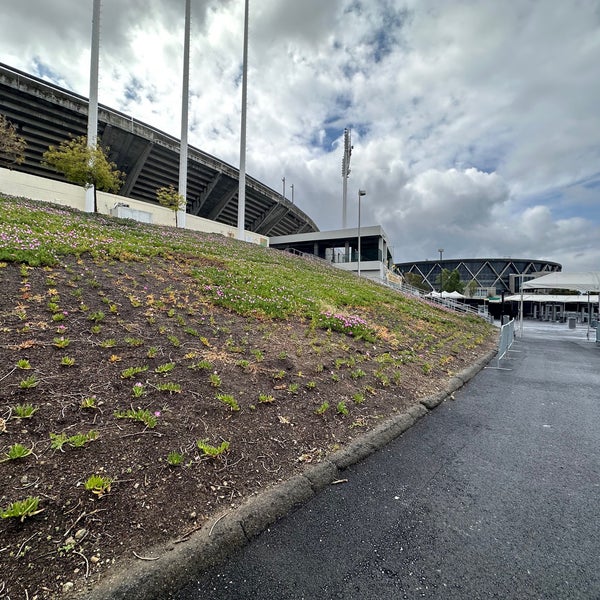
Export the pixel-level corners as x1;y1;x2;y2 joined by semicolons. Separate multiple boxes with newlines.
1;0;599;270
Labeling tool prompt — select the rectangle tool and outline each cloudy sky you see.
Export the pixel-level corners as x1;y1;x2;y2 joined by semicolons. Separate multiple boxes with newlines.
1;0;599;270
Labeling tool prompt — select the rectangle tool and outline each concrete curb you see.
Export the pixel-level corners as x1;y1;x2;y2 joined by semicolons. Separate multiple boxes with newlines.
78;347;497;600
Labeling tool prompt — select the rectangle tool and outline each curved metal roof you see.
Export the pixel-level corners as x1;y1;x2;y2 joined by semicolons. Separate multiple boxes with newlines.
0;63;318;237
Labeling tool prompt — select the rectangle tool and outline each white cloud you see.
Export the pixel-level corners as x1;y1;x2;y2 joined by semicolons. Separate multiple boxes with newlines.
1;0;599;271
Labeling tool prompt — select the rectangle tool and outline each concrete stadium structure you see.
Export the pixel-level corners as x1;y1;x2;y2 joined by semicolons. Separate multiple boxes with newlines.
0;63;317;237
395;257;562;295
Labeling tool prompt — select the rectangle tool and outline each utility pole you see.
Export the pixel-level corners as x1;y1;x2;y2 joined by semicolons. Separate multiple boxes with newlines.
178;0;191;228
342;128;352;229
86;0;101;213
237;0;249;240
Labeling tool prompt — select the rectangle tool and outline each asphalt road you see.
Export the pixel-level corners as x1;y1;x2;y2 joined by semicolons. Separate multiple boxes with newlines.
173;321;600;600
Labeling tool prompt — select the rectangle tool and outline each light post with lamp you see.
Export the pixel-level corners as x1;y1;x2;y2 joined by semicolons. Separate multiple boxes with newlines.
357;189;366;276
438;248;444;292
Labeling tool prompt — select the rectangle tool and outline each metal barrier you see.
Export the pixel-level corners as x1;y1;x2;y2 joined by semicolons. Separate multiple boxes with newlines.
490;318;515;369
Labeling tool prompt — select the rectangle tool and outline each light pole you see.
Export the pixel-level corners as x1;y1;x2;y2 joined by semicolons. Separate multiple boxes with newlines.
282;176;286;201
290;183;294;204
438;248;444;292
357;189;366;277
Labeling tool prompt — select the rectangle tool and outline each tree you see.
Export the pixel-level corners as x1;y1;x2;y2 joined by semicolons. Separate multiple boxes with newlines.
437;268;465;293
156;185;186;227
42;135;124;212
466;279;479;297
0;114;27;168
403;272;430;292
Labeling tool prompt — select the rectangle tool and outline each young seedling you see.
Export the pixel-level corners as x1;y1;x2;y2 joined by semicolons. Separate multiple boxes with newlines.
53;336;70;348
80;396;97;409
121;365;149;379
88;310;105;323
315;402;329;415
1;497;43;522
216;393;240;412
167;451;184;466
258;393;275;404
114;408;158;428
189;360;212;371
155;382;181;394
336;401;349;416
154;362;175;375
209;373;222;387
2;443;34;461
13;403;38;418
16;359;32;370
60;356;76;367
196;439;230;458
84;474;113;497
99;339;117;348
19;374;38;389
132;383;145;398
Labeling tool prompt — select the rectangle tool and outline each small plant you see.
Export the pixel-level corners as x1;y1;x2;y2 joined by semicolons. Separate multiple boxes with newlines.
19;374;38;389
80;396;97;409
258;393;275;404
352;392;365;404
154;362;175;375
167;334;181;347
60;356;76;367
16;359;32;370
121;365;149;379
196;439;230;458
277;351;288;360
1;497;43;522
147;346;158;358
84;474;113;497
132;383;145;398
90;324;102;334
251;349;264;362
13;403;38;418
155;382;181;394
114;408;158;428
88;310;105;323
167;451;184;466
272;370;286;380
336;401;349;416
330;373;340;383
236;359;250;369
99;339;117;348
287;383;299;394
52;312;66;322
68;430;99;448
209;373;222;387
189;360;212;371
124;336;144;348
49;432;69;451
351;368;366;379
422;362;433;375
216;393;240;411
315;402;329;415
305;380;317;390
2;443;34;461
53;336;70;348
109;354;122;363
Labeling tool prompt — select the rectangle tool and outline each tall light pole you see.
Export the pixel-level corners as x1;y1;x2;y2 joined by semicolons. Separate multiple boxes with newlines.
237;0;249;240
282;176;286;201
357;189;366;277
86;0;101;213
438;248;444;292
342;128;352;228
290;183;294;204
178;0;191;228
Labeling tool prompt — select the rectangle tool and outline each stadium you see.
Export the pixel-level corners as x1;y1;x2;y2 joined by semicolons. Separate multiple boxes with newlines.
395;258;562;296
0;62;317;238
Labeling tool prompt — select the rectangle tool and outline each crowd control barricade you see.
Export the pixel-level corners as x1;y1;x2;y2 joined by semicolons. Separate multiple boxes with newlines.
488;318;516;370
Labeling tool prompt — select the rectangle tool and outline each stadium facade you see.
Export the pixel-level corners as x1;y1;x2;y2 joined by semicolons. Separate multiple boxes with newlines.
395;258;562;295
0;63;317;237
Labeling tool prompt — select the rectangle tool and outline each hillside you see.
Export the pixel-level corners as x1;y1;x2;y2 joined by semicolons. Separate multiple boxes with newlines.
0;195;496;598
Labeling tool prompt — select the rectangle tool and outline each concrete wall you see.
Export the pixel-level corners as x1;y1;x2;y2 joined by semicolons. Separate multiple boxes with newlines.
0;168;268;246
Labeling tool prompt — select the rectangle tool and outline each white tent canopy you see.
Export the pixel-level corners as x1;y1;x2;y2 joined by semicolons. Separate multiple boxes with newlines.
522;271;600;292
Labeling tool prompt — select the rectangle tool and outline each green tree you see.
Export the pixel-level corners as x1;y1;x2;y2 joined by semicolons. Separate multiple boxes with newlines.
42;135;124;212
0;114;27;168
156;185;186;227
403;272;430;292
466;279;478;297
437;268;464;293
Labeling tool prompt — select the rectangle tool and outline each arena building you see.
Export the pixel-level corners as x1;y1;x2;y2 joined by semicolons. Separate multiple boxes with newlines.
395;257;562;296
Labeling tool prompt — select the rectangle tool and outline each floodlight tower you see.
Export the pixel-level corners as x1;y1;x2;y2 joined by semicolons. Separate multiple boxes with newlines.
342;128;353;229
178;0;191;228
86;0;101;213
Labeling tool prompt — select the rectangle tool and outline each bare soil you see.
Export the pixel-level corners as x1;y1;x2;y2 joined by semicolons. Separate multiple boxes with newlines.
0;257;496;599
